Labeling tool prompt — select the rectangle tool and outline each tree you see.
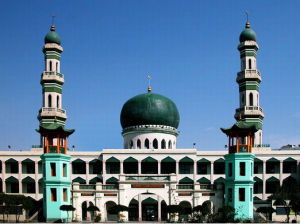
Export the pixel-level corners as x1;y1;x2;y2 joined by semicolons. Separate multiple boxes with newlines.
166;205;182;222
86;205;99;221
60;205;75;222
207;206;235;223
256;206;275;221
201;201;212;217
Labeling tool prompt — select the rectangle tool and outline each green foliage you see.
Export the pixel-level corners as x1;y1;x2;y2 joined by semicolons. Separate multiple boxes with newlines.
110;205;129;213
207;206;235;223
201;201;211;216
166;205;182;214
60;204;75;222
87;205;100;212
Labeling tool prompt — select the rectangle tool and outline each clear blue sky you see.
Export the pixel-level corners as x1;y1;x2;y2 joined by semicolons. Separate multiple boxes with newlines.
0;1;299;151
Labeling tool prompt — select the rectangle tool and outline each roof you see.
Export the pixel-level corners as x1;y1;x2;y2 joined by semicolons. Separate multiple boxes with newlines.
142;157;157;163
162;156;176;163
239;22;257;43
36;123;74;136
179;177;193;183
197;177;210;183
72;177;86;184
221;121;260;135
44;25;61;45
106;177;118;183
180;156;193;163
124;157;138;163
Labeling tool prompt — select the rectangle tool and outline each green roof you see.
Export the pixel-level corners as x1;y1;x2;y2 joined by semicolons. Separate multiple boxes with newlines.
44;26;61;45
197;177;210;183
6;158;17;163
127;177;136;180
266;176;279;182
106;157;120;163
214;158;225;163
283;176;296;183
161;156;176;163
254;157;263;162
214;177;225;183
124;157;138;163
36;123;74;136
106;177;119;183
198;158;210;163
142;157;157;163
72;158;85;163
72;177;86;184
142;197;157;203
89;159;101;164
239;22;257;43
284;157;297;162
89;177;102;184
130;199;138;204
179;177;193;183
221;121;260;135
6;176;18;183
120;92;180;129
267;157;279;162
22;158;34;163
254;177;262;182
22;176;35;183
180;156;193;163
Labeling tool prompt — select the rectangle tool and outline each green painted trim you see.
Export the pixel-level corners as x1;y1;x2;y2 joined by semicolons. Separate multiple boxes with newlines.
180;156;193;163
162;156;176;163
43;87;62;94
179;177;193;183
43;48;62;54
239;85;259;92
45;55;61;60
240;51;256;58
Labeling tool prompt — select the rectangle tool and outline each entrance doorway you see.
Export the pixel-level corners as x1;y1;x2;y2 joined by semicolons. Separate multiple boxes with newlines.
142;197;158;221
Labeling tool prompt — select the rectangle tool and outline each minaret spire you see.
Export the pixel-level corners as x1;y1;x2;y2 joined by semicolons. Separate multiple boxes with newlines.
147;75;152;92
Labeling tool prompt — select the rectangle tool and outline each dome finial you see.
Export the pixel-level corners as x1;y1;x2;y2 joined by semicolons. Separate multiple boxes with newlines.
147;75;152;92
245;11;250;28
51;14;56;31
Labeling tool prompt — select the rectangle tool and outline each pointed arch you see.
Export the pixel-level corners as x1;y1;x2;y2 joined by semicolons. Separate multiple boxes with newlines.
49;61;52;71
145;139;149;149
249;93;253;106
130;140;133;149
153;139;158;149
48;94;52;107
161;139;166;149
57;95;60;108
137;139;141;149
168;140;172;149
248;59;252;69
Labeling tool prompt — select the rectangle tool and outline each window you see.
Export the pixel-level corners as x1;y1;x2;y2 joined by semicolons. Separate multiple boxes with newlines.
130;140;133;149
49;61;52;71
241;94;245;105
240;162;245;176
153;139;158;149
251;162;253;176
161;139;166;149
168;140;172;149
250;188;252;201
51;188;57;201
57;95;59;108
56;62;58;72
50;163;56;176
145;139;149;149
48;95;52;107
228;188;233;202
249;59;252;69
249;93;253;106
239;188;245;201
63;188;67;202
229;163;233;177
137;139;141;149
63;164;67;177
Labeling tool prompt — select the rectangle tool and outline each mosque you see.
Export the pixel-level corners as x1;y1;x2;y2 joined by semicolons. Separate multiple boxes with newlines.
1;21;299;222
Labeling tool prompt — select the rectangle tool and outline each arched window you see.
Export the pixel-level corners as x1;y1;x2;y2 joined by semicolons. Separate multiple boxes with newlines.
48;95;52;107
257;94;259;106
249;93;253;106
161;139;166;149
168;140;172;149
137;139;141;149
248;59;252;69
57;95;59;108
153;139;158;149
145;139;149;149
49;61;52;71
130;140;133;149
56;62;58;72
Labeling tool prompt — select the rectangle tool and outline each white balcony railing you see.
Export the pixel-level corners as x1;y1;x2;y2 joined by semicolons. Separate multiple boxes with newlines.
40;107;66;114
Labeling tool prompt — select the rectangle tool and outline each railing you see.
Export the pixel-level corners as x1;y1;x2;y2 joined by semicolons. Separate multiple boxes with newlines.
42;71;64;78
229;145;248;153
102;184;118;190
125;176;170;181
236;106;263;113
237;70;261;76
40;107;66;114
32;145;42;148
177;184;194;190
253;144;270;148
79;185;96;190
200;184;215;190
47;146;66;154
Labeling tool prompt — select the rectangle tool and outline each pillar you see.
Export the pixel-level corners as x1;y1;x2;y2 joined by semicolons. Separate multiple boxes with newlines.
158;196;162;222
279;160;283;185
210;161;214;183
120;160;123;174
176;161;179;174
35;161;39;199
158;161;161;175
262;160;266;200
138;161;141;175
138;194;142;221
102;161;106;184
86;161;89;184
2;161;5;193
18;161;21;193
193;160;197;181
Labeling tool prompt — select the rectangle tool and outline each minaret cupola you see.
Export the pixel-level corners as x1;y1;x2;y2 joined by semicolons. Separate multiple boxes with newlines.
120;86;180;150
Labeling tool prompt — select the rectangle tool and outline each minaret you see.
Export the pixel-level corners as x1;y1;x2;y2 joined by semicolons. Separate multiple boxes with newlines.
38;24;66;129
37;24;75;222
235;21;264;146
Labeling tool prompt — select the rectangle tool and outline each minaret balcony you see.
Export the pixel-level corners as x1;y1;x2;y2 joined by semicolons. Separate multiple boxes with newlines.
41;71;64;83
235;106;264;118
39;107;67;119
229;145;249;153
236;70;261;83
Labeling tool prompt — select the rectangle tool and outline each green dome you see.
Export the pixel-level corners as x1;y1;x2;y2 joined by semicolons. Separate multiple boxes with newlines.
120;92;180;129
239;22;257;43
44;25;61;45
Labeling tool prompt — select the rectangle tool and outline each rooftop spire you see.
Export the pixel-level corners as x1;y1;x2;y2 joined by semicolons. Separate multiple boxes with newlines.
51;14;56;31
245;11;250;28
147;75;152;92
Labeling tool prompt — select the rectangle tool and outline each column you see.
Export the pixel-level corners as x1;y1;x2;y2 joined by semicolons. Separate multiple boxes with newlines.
2;161;5;193
158;161;161;175
210;162;214;183
158;196;162;222
102;161;106;184
18;161;22;193
176;161;179;174
35;161;39;200
193;160;197;181
138;161;141;175
279;160;283;185
120;160;123;174
86;161;89;184
262;160;266;200
138;194;142;221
